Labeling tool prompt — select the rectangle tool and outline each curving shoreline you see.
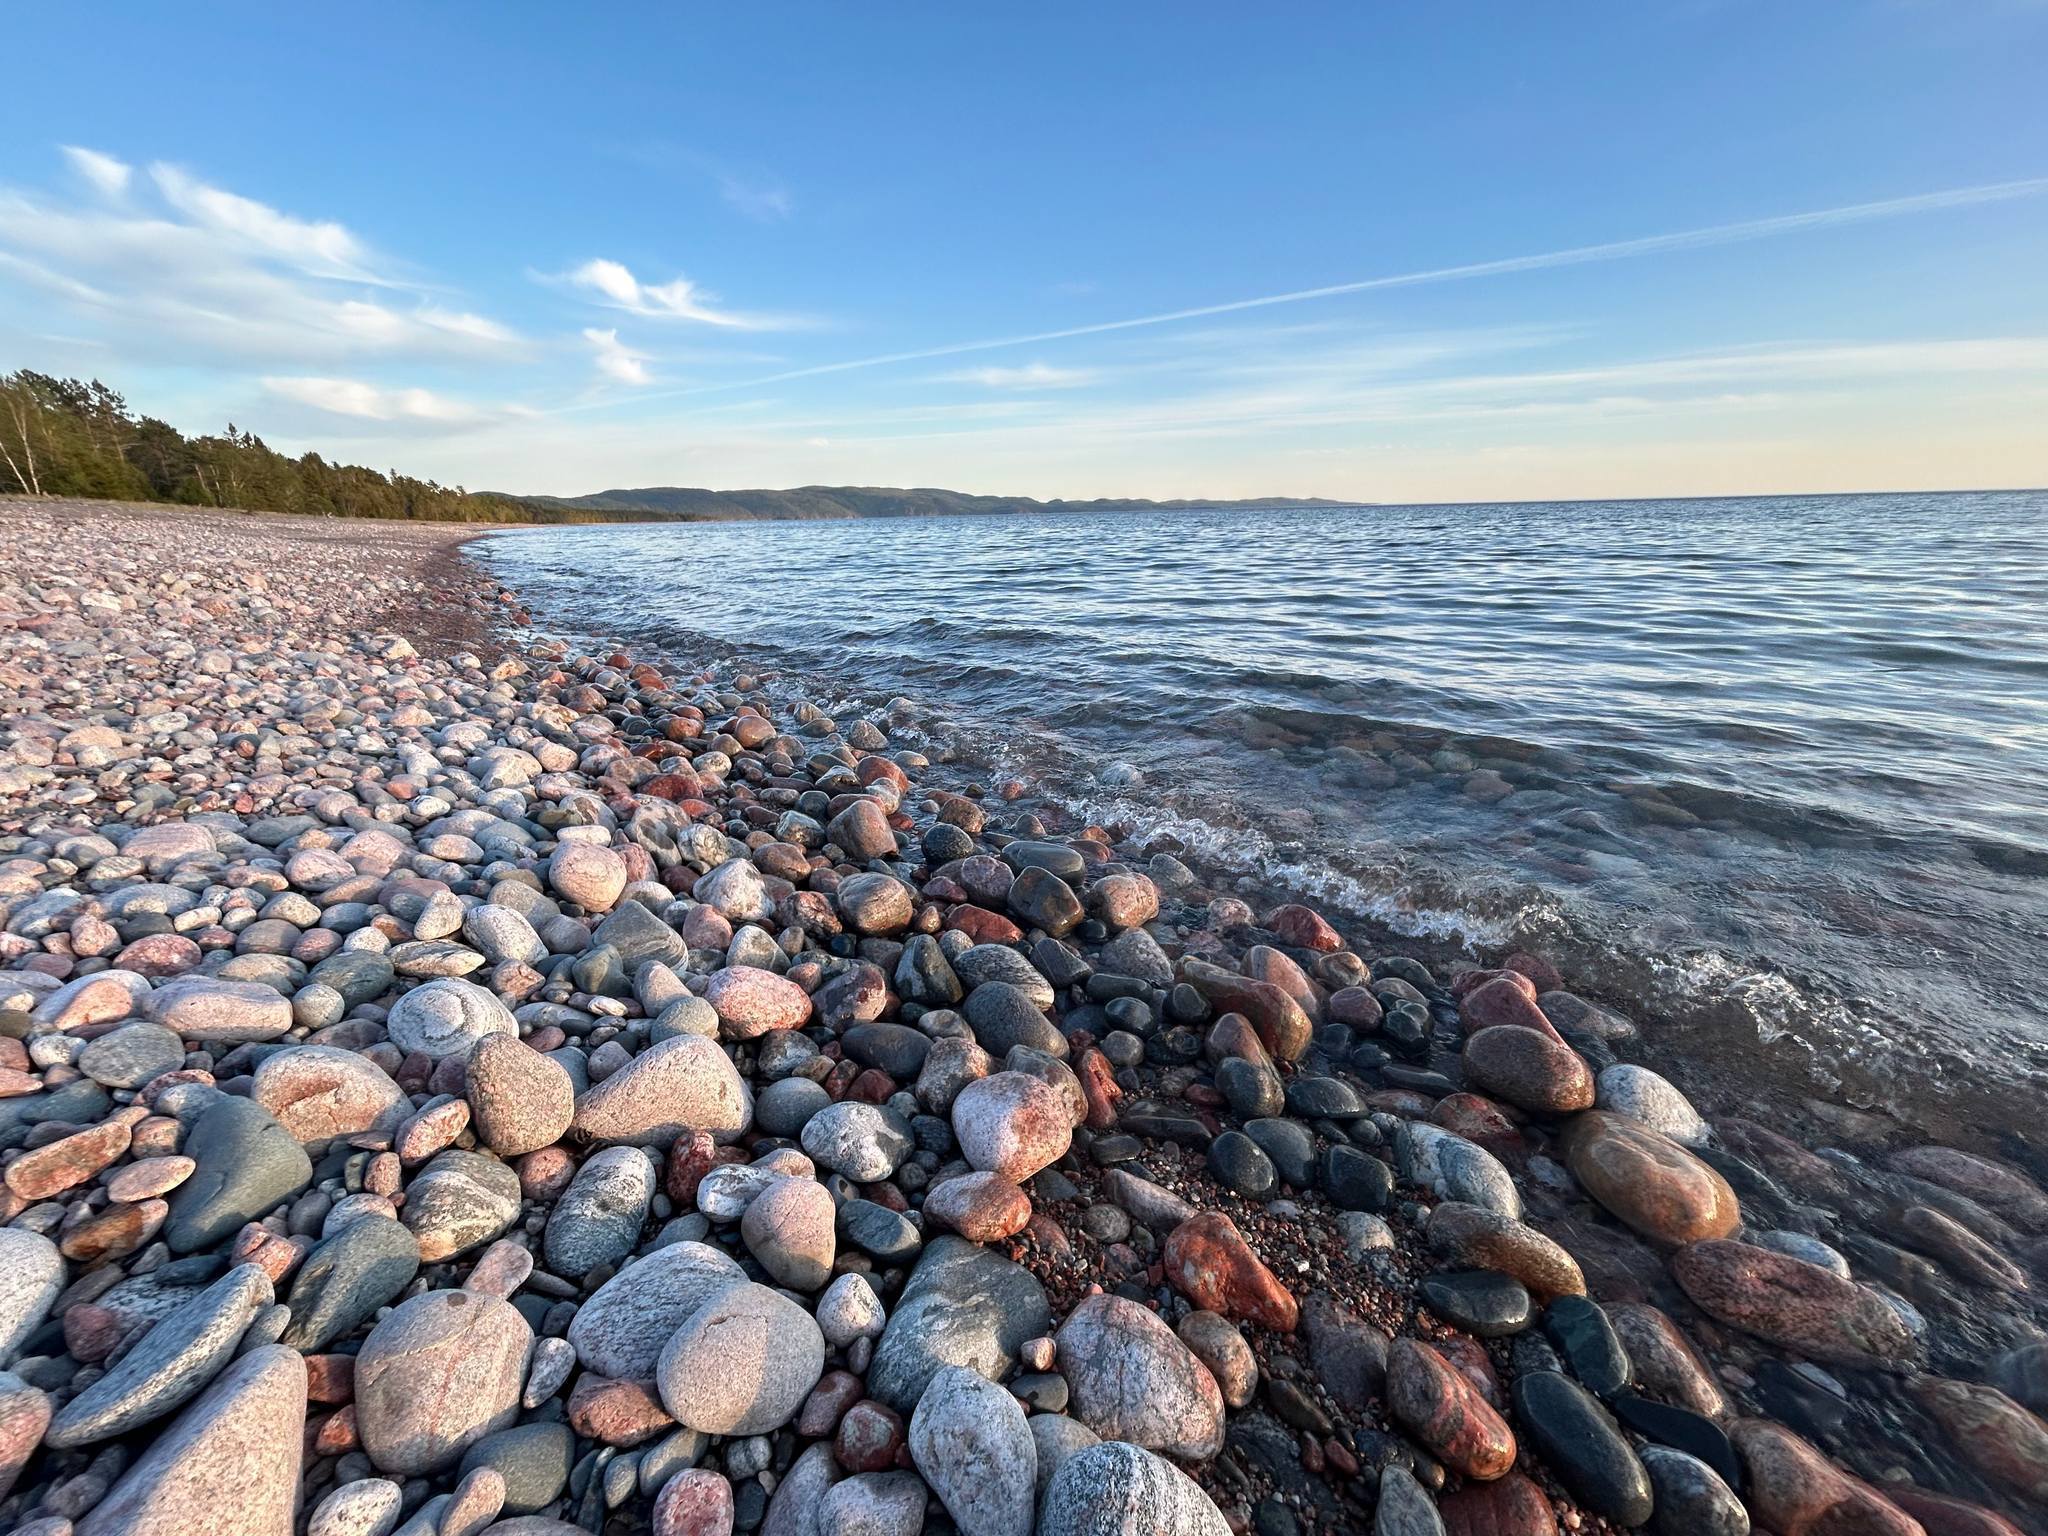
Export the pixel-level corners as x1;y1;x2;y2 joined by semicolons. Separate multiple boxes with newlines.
2;495;2046;1536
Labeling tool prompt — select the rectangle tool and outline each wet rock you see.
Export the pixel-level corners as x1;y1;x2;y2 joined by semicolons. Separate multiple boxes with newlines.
1732;1417;1923;1536
1462;1026;1593;1114
1911;1375;2048;1502
1595;1064;1709;1145
1604;1303;1725;1418
1672;1239;1916;1367
1421;1271;1532;1338
1436;1472;1553;1536
1510;1369;1652;1525
1426;1202;1586;1300
1543;1295;1631;1397
1562;1111;1740;1246
1162;1212;1298;1332
1386;1337;1516;1481
1640;1446;1747;1535
1397;1123;1522;1219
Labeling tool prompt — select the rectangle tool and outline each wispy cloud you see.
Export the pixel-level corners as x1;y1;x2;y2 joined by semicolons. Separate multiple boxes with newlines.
597;176;2048;405
601;141;794;223
0;148;525;368
262;375;497;425
584;326;653;385
942;362;1097;389
560;258;790;329
60;145;130;197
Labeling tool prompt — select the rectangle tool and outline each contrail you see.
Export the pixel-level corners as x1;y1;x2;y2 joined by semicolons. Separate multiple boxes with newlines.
576;177;2048;408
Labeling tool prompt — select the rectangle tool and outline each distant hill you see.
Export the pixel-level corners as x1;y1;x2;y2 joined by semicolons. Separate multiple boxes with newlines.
524;484;1351;522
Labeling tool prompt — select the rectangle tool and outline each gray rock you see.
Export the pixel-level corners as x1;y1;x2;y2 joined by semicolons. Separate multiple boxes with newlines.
589;901;690;975
655;1280;824;1435
756;1076;830;1137
355;1288;534;1475
1373;1466;1444;1536
868;1236;1050;1412
963;982;1067;1060
74;1346;307;1536
282;1217;422;1352
1037;1442;1230;1536
951;945;1054;1009
544;1145;655;1279
307;1477;403;1536
818;1472;924;1536
1028;1415;1100;1500
815;1272;886;1349
570;1033;752;1148
762;1441;840;1536
165;1095;313;1254
907;1365;1036;1536
799;1100;913;1182
741;1175;837;1291
1642;1446;1750;1536
0;1228;63;1365
48;1263;273;1448
566;1241;745;1379
1054;1294;1224;1459
1596;1064;1709;1146
458;1422;577;1514
386;978;518;1060
1395;1122;1521;1219
402;1150;522;1262
78;1022;185;1089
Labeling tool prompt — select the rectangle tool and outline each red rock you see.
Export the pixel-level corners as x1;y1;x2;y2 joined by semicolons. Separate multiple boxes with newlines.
60;1198;166;1263
1733;1418;1926;1536
1501;952;1564;993
1460;977;1563;1041
1462;1026;1591;1114
1327;987;1384;1030
1911;1376;2048;1502
1603;1302;1726;1418
923;1170;1033;1241
833;1399;906;1473
1886;1147;2048;1231
5;1119;132;1198
517;1146;578;1201
1203;1013;1273;1069
306;1354;356;1404
704;966;812;1038
1439;1470;1558;1535
1562;1111;1740;1245
1075;1048;1123;1130
1674;1239;1916;1368
112;932;202;977
314;1402;360;1455
1885;1486;2025;1536
796;1370;865;1437
1269;904;1341;951
1088;874;1160;931
1431;1093;1525;1156
1453;967;1536;1002
1385;1337;1517;1481
944;905;1024;946
952;1072;1072;1182
652;1467;735;1536
1897;1205;2028;1292
1246;946;1320;1022
1179;959;1311;1062
1162;1212;1298;1332
567;1374;674;1447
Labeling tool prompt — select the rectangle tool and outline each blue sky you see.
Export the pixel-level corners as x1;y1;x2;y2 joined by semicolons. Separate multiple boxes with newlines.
2;3;2045;500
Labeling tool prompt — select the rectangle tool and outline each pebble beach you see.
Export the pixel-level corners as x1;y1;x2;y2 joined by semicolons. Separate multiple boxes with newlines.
3;494;2048;1536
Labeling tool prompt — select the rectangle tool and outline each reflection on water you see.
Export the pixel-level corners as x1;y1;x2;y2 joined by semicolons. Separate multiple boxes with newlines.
484;491;2048;1127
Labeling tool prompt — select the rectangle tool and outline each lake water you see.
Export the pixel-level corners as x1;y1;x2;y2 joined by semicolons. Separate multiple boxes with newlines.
483;492;2048;1130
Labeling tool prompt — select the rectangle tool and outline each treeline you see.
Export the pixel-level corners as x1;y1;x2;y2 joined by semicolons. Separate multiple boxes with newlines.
0;370;556;524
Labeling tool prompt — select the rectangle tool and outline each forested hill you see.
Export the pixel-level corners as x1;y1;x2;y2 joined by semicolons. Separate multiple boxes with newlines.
2;368;1345;525
530;484;1348;520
